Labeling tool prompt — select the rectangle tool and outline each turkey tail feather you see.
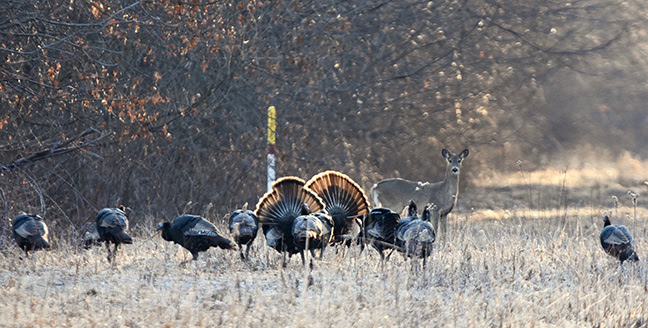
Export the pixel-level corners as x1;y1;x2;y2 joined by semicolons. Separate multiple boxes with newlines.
305;171;370;223
116;230;133;244
255;177;325;227
33;237;51;250
212;235;236;250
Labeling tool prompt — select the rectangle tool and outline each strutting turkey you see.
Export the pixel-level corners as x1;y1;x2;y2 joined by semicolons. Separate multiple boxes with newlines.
12;213;50;255
360;207;401;261
600;215;639;263
305;171;370;246
396;202;436;265
292;203;334;265
158;215;236;261
228;209;259;260
255;176;329;266
96;207;133;262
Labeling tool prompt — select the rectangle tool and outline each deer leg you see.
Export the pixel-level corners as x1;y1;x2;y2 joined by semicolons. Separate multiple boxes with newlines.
432;210;440;236
441;214;448;244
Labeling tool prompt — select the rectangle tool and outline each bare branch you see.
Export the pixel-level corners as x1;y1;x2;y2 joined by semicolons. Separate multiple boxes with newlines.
0;128;113;172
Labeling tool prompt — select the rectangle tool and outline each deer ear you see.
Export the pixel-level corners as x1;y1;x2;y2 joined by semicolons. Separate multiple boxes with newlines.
460;149;469;158
442;149;451;159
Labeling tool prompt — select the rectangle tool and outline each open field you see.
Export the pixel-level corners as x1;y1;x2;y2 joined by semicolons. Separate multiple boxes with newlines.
2;164;648;327
0;215;646;327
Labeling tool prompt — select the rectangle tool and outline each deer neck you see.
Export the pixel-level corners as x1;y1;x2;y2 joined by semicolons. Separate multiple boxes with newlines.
442;167;460;201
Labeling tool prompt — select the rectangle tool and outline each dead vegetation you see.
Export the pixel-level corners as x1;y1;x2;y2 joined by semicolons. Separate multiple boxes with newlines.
2;163;648;327
0;204;646;327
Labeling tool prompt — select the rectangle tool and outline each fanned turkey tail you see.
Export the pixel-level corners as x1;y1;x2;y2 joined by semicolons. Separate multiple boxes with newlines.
255;177;325;254
305;171;370;245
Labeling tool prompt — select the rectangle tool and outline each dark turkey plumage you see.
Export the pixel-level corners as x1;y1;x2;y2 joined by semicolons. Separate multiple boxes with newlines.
96;207;133;262
81;228;102;249
159;215;235;261
229;209;259;260
305;171;371;246
600;215;639;263
361;207;401;261
396;203;435;264
12;213;50;255
392;200;418;235
292;204;334;264
255;176;327;266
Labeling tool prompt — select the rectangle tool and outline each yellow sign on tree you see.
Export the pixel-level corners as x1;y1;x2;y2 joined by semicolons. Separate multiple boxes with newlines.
267;106;276;192
267;106;276;146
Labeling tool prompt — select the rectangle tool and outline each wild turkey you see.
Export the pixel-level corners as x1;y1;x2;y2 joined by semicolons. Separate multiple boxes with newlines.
158;215;236;261
96;207;133;262
396;202;435;265
360;207;401;261
81;227;102;249
12;213;50;255
292;204;334;264
255;176;327;266
228;209;259;260
600;215;639;263
305;171;370;245
394;201;418;245
391;200;418;237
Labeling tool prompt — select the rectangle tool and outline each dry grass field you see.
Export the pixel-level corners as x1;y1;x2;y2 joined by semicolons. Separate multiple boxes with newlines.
2;162;648;327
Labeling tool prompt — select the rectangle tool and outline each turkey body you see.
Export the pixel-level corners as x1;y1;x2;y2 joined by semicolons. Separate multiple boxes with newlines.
292;209;334;263
255;176;327;266
600;215;639;263
81;228;102;249
160;215;235;261
361;207;400;261
12;213;50;255
229;210;259;260
396;203;435;264
96;207;133;262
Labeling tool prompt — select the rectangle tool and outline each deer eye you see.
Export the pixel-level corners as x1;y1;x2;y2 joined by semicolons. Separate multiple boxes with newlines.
458;160;461;163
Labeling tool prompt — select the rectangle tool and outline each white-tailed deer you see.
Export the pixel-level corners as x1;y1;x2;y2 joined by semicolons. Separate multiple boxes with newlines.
372;148;469;242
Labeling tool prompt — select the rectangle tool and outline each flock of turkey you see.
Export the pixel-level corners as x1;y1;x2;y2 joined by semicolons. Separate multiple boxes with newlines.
10;170;641;266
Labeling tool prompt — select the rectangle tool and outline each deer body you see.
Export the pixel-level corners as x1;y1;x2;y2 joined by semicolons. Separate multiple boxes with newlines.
372;149;469;242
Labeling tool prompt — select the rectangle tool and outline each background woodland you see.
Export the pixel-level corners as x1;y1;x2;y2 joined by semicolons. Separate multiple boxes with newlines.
2;0;648;238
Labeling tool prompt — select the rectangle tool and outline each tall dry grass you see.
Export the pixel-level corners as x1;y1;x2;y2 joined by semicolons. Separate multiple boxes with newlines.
0;211;646;327
2;164;648;327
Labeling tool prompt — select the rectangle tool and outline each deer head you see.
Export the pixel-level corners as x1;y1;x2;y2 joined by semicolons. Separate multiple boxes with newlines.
442;148;469;175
